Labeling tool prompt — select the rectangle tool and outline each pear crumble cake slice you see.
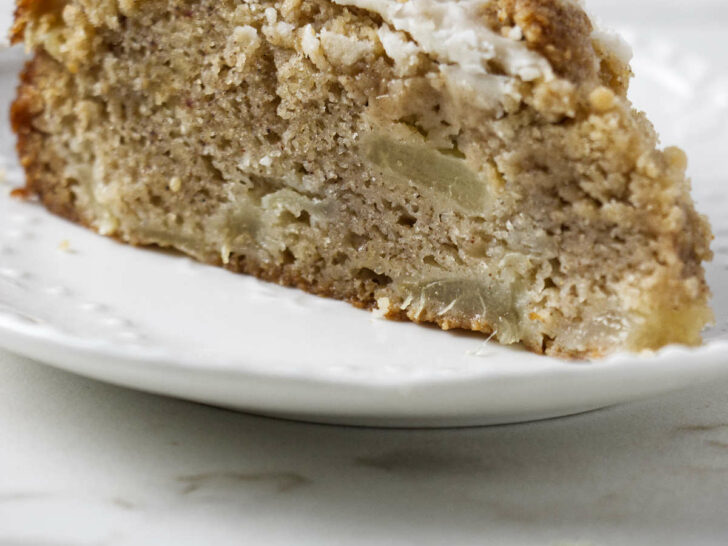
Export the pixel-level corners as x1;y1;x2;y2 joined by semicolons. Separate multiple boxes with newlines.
11;0;713;357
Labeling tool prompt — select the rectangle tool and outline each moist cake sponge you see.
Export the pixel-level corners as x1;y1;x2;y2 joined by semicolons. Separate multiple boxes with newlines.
11;0;713;357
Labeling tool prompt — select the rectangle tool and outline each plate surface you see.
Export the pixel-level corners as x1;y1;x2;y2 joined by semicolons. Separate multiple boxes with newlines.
1;23;728;427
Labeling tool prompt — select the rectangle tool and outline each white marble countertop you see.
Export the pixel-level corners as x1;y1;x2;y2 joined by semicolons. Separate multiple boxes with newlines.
2;349;728;545
2;1;728;544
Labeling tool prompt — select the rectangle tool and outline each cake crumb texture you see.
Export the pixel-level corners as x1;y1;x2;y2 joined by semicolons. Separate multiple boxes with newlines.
12;0;713;357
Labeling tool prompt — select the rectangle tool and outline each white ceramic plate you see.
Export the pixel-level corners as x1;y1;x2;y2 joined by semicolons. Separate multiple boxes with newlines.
1;25;728;427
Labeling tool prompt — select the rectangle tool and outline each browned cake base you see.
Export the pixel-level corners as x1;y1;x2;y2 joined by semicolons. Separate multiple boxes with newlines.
11;0;714;357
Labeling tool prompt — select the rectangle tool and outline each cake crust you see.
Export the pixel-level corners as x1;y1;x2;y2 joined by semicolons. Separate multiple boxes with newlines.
12;54;83;224
482;0;595;81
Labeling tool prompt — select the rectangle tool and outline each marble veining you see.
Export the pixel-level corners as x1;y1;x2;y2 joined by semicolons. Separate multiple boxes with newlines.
177;471;312;495
676;423;728;433
355;450;489;475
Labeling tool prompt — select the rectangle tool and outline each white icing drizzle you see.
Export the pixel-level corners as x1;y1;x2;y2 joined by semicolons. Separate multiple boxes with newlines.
333;0;554;111
336;0;554;81
592;28;633;65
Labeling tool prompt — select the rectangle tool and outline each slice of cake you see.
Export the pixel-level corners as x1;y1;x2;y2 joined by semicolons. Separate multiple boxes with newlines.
10;0;713;357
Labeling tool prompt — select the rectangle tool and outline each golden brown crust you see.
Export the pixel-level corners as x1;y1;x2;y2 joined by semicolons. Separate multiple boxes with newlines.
12;54;83;223
11;0;64;45
592;39;632;96
482;0;595;82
